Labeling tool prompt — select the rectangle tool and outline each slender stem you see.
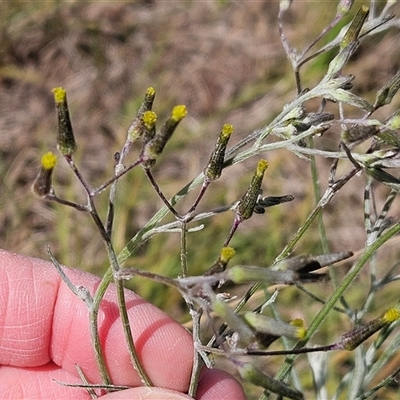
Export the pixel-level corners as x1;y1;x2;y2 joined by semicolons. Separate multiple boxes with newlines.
180;222;188;277
115;276;153;386
179;221;204;397
65;155;92;194
47;193;89;212
57;155;113;386
93;158;143;195
144;168;181;219
274;221;400;381
118;125;345;265
90;266;113;386
295;284;346;314
98;215;153;386
274;167;360;264
359;365;400;400
223;215;241;247
188;305;203;398
186;180;211;217
309;137;330;254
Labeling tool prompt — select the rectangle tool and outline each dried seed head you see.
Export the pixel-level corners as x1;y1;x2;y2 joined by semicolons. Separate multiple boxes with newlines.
255;194;294;214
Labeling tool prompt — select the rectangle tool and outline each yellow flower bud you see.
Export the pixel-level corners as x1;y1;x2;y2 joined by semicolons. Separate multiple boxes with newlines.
52;87;76;156
41;151;58;170
171;105;187;122
32;152;57;197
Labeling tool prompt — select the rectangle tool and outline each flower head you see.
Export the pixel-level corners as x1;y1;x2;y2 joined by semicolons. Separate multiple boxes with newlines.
32;152;57;197
204;123;234;180
237;159;268;220
52;87;76;156
143;105;188;167
339;308;400;351
171;105;187;122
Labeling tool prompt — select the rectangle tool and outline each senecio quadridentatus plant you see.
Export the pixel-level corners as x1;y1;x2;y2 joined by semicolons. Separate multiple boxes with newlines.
32;2;400;399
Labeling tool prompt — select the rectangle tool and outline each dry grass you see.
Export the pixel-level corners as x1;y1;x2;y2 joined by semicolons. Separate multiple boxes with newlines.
1;1;400;398
1;1;399;259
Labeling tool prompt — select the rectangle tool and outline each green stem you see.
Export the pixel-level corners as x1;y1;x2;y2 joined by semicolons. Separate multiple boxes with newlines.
106;240;153;386
89;206;152;386
275;221;400;381
90;266;113;386
180;222;203;397
275;167;359;264
115;277;153;386
309;138;329;255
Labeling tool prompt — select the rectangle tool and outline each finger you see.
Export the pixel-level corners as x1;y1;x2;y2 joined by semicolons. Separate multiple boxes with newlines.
1;363;191;399
0;364;246;399
0;250;193;391
196;368;246;400
0;363;90;399
101;387;192;399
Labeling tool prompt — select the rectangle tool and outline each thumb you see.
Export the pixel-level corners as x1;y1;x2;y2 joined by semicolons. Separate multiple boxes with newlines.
101;387;192;399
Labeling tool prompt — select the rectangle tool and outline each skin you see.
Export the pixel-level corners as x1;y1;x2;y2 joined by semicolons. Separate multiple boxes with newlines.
0;250;246;400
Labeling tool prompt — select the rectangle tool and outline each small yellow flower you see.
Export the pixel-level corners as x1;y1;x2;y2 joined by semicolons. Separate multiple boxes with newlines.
257;159;269;176
220;247;236;264
143;105;187;165
41;152;57;170
32;152;57;197
52;87;67;104
222;123;234;138
204;123;234;181
171;105;187;122
382;308;400;324
237;159;269;219
142;111;157;129
290;319;307;339
146;87;156;97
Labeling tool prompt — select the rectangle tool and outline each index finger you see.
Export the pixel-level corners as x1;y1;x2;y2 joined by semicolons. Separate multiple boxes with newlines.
0;250;193;392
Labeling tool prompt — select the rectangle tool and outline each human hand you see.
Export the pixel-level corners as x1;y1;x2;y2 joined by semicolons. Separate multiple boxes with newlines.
0;250;246;399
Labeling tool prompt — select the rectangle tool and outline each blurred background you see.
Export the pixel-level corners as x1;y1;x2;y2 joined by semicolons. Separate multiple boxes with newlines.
1;1;400;396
